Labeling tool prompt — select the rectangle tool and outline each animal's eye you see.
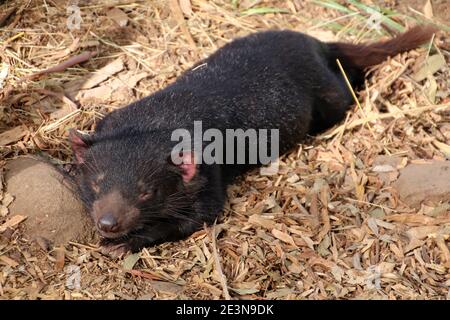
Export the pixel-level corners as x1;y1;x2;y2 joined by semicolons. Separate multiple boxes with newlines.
91;174;104;194
91;181;100;193
138;188;157;202
138;192;150;201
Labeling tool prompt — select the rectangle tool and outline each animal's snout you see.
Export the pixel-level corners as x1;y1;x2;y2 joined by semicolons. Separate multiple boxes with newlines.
92;190;141;238
97;213;119;233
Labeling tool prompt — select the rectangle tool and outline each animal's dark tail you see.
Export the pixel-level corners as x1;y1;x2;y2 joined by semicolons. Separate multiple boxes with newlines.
328;25;437;75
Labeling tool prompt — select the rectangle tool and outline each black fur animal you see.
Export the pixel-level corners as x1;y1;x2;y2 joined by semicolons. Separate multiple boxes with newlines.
70;26;435;255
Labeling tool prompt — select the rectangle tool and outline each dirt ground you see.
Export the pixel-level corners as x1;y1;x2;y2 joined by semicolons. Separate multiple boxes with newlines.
0;0;449;300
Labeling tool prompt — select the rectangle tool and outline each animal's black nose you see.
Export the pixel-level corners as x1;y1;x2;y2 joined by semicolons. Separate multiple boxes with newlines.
98;214;119;233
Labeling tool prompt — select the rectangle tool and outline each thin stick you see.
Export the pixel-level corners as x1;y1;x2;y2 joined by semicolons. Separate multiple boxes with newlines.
30;51;97;80
1;32;25;46
344;197;398;212
127;269;164;281
0;51;97;101
308;12;359;31
336;57;392;155
169;0;197;50
336;58;377;140
67;241;98;250
209;224;231;300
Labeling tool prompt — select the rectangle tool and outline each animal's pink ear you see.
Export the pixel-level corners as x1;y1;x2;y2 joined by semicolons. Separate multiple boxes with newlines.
69;129;92;164
170;151;197;183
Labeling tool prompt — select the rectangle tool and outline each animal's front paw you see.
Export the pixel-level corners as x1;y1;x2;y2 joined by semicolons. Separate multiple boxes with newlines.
99;240;130;258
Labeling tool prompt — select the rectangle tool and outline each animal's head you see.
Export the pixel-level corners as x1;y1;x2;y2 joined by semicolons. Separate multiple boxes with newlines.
69;129;200;240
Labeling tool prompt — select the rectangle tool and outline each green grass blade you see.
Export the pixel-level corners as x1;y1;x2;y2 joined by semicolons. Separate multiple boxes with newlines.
240;7;290;16
346;0;405;32
312;0;355;14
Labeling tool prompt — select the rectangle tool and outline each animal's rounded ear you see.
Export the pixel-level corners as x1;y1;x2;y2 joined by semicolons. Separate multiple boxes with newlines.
168;151;198;183
69;129;93;164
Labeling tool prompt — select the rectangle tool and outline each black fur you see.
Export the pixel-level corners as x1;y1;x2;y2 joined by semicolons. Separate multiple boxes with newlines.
71;28;435;252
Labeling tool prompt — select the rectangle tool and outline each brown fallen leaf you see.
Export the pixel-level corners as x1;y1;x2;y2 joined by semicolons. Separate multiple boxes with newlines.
266;288;294;299
76;85;112;103
76;71;148;103
404;238;424;253
287;259;303;274
412;54;446;82
433;140;450;159
54;247;65;271
308;256;336;269
389;243;404;259
435;236;450;262
121;72;149;88
271;228;296;246
149;280;184;294
425;74;438;103
0;125;28;146
80;57;124;90
248;214;275;230
316;207;330;242
190;228;208;239
300;234;315;250
0;255;19;267
406;225;448;240
179;0;193;16
0;214;27;232
122;253;140;271
423;0;433;19
229;287;260;295
367;217;379;236
386;213;449;226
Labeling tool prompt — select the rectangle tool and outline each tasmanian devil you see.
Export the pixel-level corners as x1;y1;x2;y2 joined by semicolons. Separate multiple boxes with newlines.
69;26;436;255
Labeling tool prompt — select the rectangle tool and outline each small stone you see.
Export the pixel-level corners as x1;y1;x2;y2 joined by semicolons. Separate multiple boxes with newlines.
394;160;450;208
5;157;96;246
